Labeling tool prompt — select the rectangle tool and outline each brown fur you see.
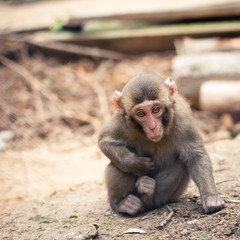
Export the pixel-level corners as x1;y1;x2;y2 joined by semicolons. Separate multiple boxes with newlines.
98;74;225;216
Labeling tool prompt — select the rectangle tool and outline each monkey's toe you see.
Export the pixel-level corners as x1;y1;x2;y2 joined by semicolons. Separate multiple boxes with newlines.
117;194;144;216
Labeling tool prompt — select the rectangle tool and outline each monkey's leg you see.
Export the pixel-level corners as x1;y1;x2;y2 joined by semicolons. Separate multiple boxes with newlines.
153;161;189;207
105;163;144;216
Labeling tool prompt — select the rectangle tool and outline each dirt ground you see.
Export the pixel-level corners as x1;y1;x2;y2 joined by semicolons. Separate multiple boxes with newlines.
0;135;240;240
0;51;240;239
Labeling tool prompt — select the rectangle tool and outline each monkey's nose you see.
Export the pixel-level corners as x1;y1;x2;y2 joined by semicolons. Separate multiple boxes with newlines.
150;125;156;131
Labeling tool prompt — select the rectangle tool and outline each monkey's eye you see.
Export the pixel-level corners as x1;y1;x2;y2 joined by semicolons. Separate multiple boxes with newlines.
152;106;160;114
137;110;145;118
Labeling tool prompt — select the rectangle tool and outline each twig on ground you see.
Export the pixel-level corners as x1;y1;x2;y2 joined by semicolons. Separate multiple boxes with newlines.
216;179;240;185
0;55;99;129
226;199;240;203
91;61;111;121
157;205;174;229
0;54;59;116
77;62;111;122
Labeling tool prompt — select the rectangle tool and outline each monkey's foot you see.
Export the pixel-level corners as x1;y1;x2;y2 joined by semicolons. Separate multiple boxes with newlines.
117;194;144;216
136;176;156;206
202;195;225;214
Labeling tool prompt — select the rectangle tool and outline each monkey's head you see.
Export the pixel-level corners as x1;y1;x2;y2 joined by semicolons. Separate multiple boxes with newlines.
114;74;178;142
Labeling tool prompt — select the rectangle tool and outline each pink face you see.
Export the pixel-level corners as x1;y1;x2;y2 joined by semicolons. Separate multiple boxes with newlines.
131;100;165;142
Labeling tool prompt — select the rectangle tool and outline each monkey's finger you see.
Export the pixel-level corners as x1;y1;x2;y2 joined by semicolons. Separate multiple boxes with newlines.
121;195;144;215
142;182;156;190
136;176;155;186
141;177;156;186
142;157;154;164
143;178;156;185
203;196;225;213
138;180;156;189
126;194;142;205
119;203;143;216
204;204;225;213
144;162;155;170
136;178;156;195
138;187;155;196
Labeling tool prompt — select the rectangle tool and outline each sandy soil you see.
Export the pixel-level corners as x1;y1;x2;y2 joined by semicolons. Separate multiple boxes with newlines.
0;38;239;239
0;135;240;240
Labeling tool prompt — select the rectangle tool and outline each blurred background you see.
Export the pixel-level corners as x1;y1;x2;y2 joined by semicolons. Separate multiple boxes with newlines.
0;0;240;207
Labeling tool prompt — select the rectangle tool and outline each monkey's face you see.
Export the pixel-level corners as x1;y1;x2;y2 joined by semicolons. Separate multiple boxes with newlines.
131;100;165;142
113;74;177;141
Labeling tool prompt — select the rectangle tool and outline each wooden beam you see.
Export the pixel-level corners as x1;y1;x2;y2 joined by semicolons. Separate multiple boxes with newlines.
28;41;129;60
32;21;240;53
70;2;240;22
200;81;240;113
175;37;240;55
172;51;240;79
1;0;240;33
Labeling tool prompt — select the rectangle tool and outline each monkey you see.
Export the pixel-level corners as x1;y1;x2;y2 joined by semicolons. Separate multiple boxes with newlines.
98;74;225;216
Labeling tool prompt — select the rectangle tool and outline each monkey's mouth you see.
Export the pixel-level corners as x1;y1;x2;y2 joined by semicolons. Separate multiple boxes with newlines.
149;135;161;142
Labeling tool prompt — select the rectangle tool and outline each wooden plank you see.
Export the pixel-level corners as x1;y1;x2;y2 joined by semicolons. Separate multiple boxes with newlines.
200;81;240;113
32;21;240;53
28;41;129;60
175;37;240;55
70;1;240;22
172;51;240;107
176;77;240;108
1;0;240;33
172;51;240;79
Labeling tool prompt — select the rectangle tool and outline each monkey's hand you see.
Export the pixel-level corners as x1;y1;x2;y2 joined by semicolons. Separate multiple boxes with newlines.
202;195;225;214
118;194;144;216
131;157;155;176
136;176;156;207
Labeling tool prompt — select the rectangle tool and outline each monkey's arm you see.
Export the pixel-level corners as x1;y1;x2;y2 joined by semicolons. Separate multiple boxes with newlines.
179;133;225;213
98;134;154;176
98;115;155;177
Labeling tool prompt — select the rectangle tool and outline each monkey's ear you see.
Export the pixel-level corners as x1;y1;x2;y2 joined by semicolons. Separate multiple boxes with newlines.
165;78;178;100
113;90;124;114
